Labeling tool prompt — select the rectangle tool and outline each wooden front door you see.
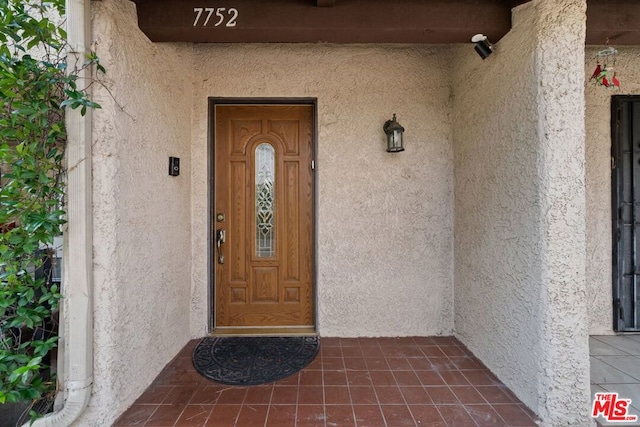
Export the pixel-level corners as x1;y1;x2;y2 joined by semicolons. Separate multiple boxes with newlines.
214;104;315;330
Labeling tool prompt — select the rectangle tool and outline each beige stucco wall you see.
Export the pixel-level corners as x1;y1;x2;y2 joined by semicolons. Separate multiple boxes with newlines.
586;46;640;335
81;0;194;424
189;44;455;338
85;1;455;423
453;1;592;425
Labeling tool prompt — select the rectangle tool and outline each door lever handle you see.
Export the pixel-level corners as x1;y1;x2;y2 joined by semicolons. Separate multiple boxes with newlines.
216;229;225;264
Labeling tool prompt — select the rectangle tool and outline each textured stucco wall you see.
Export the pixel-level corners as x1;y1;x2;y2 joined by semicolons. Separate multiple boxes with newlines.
79;0;193;425
585;47;640;335
453;1;592;425
190;44;455;338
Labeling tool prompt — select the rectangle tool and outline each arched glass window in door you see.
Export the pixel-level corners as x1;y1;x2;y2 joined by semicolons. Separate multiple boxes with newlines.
255;143;275;257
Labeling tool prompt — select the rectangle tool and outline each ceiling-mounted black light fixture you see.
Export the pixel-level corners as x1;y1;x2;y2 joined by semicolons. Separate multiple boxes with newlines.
383;114;405;153
471;34;493;60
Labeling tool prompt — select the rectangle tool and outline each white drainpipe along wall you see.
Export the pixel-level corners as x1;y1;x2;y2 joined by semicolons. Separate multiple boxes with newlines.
24;0;94;426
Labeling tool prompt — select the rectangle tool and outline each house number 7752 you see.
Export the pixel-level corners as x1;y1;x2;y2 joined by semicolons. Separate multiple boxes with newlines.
193;7;238;27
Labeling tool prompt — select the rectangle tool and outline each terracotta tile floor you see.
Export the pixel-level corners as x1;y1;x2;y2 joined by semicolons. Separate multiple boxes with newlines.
114;336;538;426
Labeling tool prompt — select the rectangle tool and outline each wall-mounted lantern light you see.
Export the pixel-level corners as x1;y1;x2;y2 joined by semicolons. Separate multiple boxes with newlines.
471;34;493;60
383;113;405;153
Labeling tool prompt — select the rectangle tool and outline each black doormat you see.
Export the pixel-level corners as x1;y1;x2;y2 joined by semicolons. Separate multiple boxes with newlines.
192;336;320;386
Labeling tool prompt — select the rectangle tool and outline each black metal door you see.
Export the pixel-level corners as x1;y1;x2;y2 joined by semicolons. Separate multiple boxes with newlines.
613;96;640;331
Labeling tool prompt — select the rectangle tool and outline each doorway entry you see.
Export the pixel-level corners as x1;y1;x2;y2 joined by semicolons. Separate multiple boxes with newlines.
612;95;640;332
211;101;316;333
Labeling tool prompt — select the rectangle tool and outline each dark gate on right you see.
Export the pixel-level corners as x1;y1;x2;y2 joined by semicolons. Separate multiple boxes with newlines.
612;95;640;332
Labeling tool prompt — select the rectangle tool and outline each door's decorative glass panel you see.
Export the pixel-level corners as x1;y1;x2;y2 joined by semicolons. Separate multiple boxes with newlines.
256;143;275;257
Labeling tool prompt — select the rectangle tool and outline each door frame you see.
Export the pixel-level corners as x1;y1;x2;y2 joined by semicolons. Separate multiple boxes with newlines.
207;97;318;333
612;95;640;332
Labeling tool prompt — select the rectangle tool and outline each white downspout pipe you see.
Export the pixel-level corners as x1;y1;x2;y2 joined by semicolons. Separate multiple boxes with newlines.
24;0;94;425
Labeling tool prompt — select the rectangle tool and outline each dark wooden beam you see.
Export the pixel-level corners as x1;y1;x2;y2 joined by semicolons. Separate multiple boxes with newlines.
587;0;640;45
133;0;514;44
316;0;335;7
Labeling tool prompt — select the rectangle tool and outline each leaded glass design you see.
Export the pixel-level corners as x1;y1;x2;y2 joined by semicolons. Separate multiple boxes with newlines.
255;143;275;257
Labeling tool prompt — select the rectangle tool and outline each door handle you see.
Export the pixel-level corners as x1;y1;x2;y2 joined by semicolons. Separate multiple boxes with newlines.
216;229;225;264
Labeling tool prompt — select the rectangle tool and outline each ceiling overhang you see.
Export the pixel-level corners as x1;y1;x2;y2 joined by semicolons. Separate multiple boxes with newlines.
131;0;640;45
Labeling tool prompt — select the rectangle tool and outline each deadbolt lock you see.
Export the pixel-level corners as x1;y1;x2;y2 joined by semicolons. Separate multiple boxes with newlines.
216;213;225;222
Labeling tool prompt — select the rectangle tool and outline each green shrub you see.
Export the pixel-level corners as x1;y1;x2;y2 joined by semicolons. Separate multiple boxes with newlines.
0;0;99;407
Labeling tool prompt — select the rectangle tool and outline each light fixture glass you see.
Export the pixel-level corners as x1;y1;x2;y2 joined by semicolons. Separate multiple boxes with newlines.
383;113;405;153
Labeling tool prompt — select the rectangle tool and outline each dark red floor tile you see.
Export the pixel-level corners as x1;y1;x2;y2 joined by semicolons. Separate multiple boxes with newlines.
380;404;415;426
135;385;174;404
349;386;378;404
189;385;227;405
400;386;432;404
408;358;433;370
215;388;247;405
154;369;203;387
305;357;323;370
415;370;446;386
426;386;459;404
296;405;325;426
244;385;273;404
412;337;436;345
464;404;508;426
176;340;200;358
381;346;410;358
298;386;324;404
174;404;213;427
463;370;502;386
393;370;422;386
321;346;342;357
370;370;396;386
353;405;386;427
436;405;476;426
236;404;269;426
438;370;470;386
421;346;447;357
347;370;373;386
340;338;361;347
299;369;323;385
358;337;383;347
386;358;413;371
430;336;459;346
476;386;514;404
409;405;446;426
271;386;298;404
204;404;240;427
440;345;467;357
344;357;368;370
324;370;348;385
449;356;484;370
275;372;300;386
365;357;390;370
375;386;406;404
163;385;199;405
114;405;158;426
321;337;342;347
342;346;364;357
322;357;345;371
265;404;297;427
325;404;356;426
144;404;185;426
492;403;538;426
324;385;351;405
428;357;457;370
450;386;487;404
168;356;196;371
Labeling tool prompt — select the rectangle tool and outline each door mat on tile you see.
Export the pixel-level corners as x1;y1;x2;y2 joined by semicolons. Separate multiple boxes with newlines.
192;336;319;386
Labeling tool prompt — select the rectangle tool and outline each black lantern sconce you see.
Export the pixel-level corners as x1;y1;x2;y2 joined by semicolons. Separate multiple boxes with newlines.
471;34;493;60
383;113;405;153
